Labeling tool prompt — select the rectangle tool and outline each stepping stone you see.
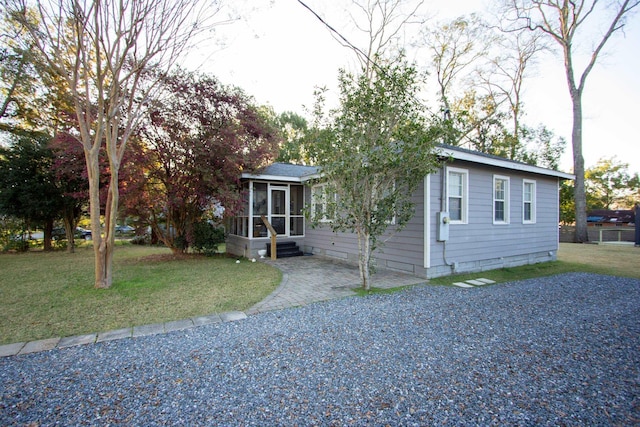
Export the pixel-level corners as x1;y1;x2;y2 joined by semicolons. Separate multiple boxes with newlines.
452;282;474;288
467;279;490;286
475;278;496;284
220;311;248;322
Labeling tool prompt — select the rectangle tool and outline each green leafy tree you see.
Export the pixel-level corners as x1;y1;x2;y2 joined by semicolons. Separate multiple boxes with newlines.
0;8;74;136
519;124;566;170
585;157;640;209
311;56;440;290
276;111;316;165
8;0;221;288
559;179;576;225
0;132;62;250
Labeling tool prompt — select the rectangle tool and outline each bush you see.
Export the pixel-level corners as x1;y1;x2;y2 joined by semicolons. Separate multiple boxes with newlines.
130;234;151;245
0;217;29;252
3;235;30;252
191;221;225;256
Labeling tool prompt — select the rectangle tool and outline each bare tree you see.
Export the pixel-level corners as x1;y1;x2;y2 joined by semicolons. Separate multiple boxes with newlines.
7;0;223;288
298;0;426;78
499;0;640;243
417;14;515;150
420;15;490;113
346;0;425;77
479;30;545;158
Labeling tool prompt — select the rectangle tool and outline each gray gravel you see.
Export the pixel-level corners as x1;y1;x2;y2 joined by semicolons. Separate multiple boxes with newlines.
1;272;639;426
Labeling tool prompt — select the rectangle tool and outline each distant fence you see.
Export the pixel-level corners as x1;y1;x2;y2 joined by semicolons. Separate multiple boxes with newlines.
560;225;636;243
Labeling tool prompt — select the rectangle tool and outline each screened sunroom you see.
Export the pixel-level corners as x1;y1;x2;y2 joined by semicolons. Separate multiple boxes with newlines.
226;163;319;259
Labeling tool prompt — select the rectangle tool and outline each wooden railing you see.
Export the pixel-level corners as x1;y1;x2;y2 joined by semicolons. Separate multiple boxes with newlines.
260;215;277;260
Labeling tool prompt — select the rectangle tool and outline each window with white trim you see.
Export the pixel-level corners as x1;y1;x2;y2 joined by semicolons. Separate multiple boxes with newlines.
447;167;468;224
374;179;396;225
493;175;510;224
311;183;335;222
523;179;536;224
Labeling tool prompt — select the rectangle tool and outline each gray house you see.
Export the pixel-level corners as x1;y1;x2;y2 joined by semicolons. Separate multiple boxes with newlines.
226;145;574;279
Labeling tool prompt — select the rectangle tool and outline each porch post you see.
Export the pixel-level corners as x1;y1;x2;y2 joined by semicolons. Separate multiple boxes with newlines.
261;215;278;260
635;203;639;247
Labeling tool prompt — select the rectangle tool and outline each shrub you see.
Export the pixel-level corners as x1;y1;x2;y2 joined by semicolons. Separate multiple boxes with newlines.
130;234;151;245
0;217;29;252
191;221;225;256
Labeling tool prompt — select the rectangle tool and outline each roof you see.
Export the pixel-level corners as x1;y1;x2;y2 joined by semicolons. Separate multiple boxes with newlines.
241;163;320;183
241;145;575;182
587;209;635;224
437;144;575;180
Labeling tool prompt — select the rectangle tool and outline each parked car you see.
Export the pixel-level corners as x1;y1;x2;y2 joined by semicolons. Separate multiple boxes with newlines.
50;227;91;240
76;227;92;240
115;225;135;234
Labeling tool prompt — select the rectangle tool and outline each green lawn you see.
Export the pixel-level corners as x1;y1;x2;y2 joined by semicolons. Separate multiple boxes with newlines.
429;242;640;286
1;242;637;345
0;244;281;345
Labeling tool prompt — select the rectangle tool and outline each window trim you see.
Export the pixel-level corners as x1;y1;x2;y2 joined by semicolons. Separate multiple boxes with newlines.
446;167;468;224
522;179;537;224
493;175;510;225
374;179;397;225
311;183;335;223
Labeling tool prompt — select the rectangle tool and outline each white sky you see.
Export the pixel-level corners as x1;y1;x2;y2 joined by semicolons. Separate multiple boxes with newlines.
187;0;640;175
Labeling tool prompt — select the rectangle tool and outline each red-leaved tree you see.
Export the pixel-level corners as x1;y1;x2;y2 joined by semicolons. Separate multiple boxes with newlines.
127;70;281;253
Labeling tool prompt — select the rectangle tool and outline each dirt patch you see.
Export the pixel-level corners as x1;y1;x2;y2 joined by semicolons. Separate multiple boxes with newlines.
137;253;201;263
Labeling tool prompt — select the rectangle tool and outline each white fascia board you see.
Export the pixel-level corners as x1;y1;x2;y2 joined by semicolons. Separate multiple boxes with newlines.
301;173;322;182
241;173;304;183
437;147;575;180
241;172;322;183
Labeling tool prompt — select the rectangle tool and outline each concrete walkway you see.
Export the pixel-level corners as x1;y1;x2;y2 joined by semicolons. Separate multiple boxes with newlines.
0;256;425;358
247;255;426;314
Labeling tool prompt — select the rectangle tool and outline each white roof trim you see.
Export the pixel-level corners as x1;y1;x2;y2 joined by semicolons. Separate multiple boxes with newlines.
438;146;575;180
241;173;306;182
242;148;575;182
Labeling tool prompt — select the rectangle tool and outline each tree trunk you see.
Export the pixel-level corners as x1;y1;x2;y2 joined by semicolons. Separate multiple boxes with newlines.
84;148;109;288
357;228;372;290
97;171;120;289
571;90;589;243
43;218;54;251
63;212;76;254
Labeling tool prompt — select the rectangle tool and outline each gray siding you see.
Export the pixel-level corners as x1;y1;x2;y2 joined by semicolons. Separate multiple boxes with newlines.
304;181;426;275
305;160;560;279
427;161;559;277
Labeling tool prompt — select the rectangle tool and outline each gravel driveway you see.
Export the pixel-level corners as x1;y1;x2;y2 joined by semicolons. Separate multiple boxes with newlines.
1;272;638;426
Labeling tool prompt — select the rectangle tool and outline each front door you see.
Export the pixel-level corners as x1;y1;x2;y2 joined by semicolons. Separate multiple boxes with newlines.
270;187;287;235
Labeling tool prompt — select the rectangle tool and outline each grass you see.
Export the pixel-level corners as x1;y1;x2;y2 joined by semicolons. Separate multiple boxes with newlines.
0;244;281;345
1;241;637;345
429;242;640;286
347;243;639;296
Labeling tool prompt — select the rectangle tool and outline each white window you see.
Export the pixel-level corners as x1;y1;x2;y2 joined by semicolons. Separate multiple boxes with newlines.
447;167;468;224
523;179;536;224
493;175;510;224
374;179;396;225
311;183;335;222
